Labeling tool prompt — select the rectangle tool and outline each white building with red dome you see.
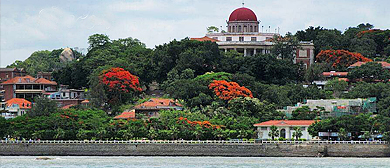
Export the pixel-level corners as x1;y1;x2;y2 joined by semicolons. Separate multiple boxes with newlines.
193;6;315;68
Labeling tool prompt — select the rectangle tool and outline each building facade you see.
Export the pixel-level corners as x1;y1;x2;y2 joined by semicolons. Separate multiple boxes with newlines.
0;68;26;101
48;85;86;107
134;98;183;118
192;7;315;68
1;75;57;102
0;98;31;119
254;120;316;140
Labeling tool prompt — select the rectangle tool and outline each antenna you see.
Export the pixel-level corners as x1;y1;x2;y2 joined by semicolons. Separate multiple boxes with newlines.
242;0;245;6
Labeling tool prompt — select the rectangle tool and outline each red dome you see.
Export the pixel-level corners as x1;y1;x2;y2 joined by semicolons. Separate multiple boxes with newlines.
229;7;257;21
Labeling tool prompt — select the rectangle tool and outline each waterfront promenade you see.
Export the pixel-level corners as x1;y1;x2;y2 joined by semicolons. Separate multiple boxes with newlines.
1;140;389;157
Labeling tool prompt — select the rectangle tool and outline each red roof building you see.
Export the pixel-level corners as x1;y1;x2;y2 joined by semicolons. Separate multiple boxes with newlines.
254;120;317;140
1;98;31;119
229;7;257;21
134;98;183;118
322;71;348;78
254;120;316;127
190;36;219;42
1;75;57;101
348;61;390;69
114;110;136;120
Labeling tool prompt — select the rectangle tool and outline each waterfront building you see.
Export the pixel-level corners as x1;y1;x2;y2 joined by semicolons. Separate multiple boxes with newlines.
0;98;31;119
254;120;316;140
191;6;315;68
0;68;26;101
1;75;57;102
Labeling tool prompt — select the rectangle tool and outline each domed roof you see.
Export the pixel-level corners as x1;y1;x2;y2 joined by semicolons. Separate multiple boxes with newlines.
229;7;257;21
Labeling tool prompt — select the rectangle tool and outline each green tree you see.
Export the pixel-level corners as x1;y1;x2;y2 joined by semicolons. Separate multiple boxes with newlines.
325;78;348;98
0;117;8;138
291;106;318;120
338;128;348;141
292;127;303;140
28;97;58;117
268;125;279;140
271;33;300;62
207;26;219;33
348;62;390;82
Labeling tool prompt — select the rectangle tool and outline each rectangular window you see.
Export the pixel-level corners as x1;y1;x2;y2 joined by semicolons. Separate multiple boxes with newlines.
239;37;244;41
301;127;306;131
226;37;232;41
261;127;267;130
212;37;218;40
251;37;257;41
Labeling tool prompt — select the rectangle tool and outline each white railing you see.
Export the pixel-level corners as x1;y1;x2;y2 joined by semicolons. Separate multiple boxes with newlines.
0;140;387;145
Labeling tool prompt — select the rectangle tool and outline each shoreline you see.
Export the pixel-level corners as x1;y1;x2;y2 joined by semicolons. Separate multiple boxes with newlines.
1;141;389;157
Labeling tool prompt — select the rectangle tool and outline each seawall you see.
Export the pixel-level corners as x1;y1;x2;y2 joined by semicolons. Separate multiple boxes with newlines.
1;142;390;157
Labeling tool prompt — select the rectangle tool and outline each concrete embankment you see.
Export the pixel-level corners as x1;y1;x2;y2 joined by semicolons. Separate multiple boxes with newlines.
1;143;390;157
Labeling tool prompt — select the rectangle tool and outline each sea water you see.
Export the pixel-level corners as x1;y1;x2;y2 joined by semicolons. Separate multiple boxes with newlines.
1;156;389;168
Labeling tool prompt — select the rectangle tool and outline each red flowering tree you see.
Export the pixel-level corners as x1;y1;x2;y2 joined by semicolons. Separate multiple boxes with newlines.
100;68;142;105
208;80;253;101
100;67;142;93
316;50;372;69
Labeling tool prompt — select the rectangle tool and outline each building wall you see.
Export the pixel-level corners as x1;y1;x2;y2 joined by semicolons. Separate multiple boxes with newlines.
256;126;313;140
207;33;276;42
3;85;15;101
1;143;389;157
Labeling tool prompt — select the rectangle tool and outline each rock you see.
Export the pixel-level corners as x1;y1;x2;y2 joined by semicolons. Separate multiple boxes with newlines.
59;48;75;62
36;157;54;160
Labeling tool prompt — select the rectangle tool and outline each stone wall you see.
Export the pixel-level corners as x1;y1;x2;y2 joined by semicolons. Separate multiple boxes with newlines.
1;143;389;157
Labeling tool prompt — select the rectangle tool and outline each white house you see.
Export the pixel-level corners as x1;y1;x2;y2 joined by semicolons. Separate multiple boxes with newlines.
254;120;316;140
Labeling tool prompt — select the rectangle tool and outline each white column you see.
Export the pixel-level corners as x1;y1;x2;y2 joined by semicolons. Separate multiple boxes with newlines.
224;48;227;53
262;49;266;54
253;49;257;55
244;48;247;56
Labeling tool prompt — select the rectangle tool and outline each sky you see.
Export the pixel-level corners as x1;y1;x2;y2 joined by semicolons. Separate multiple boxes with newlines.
1;0;389;67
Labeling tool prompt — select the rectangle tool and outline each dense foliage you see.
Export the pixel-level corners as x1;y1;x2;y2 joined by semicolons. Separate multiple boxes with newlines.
4;23;390;141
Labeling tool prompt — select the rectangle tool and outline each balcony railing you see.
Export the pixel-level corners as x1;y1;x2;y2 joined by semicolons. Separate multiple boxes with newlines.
0;140;387;145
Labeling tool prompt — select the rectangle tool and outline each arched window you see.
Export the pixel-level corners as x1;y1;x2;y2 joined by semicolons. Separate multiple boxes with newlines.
233;26;235;32
280;129;286;139
228;26;231;32
238;26;241;32
250;26;253;32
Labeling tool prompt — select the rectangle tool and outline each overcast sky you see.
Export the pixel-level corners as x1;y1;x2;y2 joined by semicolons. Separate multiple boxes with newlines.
1;0;389;67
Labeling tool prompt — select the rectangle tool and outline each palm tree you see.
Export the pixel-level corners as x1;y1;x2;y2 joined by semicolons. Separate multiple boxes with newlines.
268;125;279;140
292;127;303;140
338;128;348;141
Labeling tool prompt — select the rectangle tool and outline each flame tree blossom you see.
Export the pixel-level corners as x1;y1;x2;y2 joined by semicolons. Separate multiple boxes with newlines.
208;80;253;100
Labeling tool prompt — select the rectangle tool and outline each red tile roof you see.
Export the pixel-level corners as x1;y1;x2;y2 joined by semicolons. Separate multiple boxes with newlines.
114;111;136;119
35;78;57;85
322;72;348;77
134;98;182;109
190;36;219;42
1;75;57;85
254;120;316;127
6;98;32;109
62;104;76;109
349;61;390;68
